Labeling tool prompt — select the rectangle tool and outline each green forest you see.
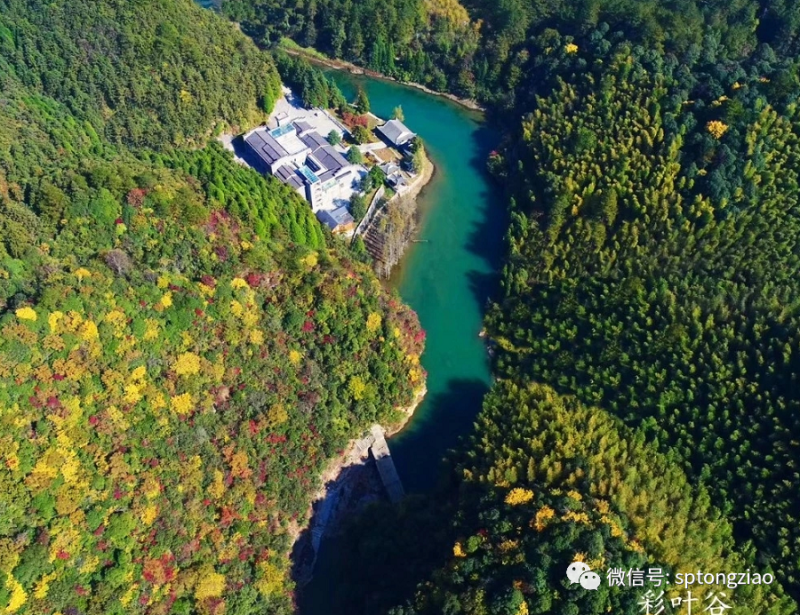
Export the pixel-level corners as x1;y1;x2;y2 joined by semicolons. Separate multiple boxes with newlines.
219;0;800;102
484;27;800;599
316;19;800;612
211;0;800;613
320;383;793;613
0;1;424;613
3;0;800;613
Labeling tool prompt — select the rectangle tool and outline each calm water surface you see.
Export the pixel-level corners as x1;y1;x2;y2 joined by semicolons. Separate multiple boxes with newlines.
299;72;507;612
329;71;506;492
188;4;507;592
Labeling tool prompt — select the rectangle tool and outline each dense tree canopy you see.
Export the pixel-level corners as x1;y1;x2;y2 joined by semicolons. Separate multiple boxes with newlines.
279;15;800;615
0;0;282;148
0;1;425;613
221;0;800;103
4;0;800;612
313;383;792;613
485;29;800;602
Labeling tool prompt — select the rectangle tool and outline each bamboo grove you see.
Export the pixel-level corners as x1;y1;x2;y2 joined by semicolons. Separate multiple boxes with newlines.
301;22;800;615
383;383;794;614
486;30;800;603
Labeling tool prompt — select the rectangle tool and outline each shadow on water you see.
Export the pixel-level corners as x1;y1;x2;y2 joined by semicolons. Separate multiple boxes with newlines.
298;379;491;615
382;377;492;494
274;71;510;611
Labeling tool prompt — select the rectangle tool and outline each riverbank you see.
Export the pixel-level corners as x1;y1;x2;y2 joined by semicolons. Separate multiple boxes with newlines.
356;148;434;236
400;150;435;204
290;385;427;584
299;70;505;613
355;121;436;276
281;46;485;113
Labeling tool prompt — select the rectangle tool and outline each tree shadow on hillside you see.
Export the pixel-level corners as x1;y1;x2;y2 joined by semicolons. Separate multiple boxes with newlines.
297;378;490;614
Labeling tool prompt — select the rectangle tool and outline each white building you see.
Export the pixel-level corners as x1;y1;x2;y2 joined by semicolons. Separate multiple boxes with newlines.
244;121;364;232
376;119;416;148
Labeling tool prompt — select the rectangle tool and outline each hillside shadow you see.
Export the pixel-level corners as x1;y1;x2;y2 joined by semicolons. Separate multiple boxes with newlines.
289;454;385;591
463;123;509;316
299;378;490;614
390;377;491;493
298;464;508;614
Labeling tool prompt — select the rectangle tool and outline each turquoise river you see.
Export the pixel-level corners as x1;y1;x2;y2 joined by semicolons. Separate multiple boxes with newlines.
331;71;506;491
201;1;505;609
300;71;508;610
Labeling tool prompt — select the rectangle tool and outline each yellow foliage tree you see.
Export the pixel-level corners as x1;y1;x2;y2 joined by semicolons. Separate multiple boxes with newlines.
14;307;37;322
4;573;27;613
348;375;367;401
266;404;288;428
48;311;63;333
230;451;250;478
255;561;284;596
706;120;729;139
366;312;382;333
194;567;226;600
170;393;194;416
532;505;555;531
505;488;534;506
174;352;201;376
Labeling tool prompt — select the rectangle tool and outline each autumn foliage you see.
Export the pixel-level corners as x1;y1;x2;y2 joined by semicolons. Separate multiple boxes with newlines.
0;153;424;615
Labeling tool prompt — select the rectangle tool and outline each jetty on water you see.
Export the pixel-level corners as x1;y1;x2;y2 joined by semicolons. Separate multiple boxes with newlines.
369;426;405;502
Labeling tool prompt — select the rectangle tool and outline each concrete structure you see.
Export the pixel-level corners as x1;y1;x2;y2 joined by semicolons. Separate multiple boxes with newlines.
244;121;366;226
244;123;310;175
376;119;416;147
368;426;405;503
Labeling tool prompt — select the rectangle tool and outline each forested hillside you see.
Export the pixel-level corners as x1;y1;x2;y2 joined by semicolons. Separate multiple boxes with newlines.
220;0;800;102
0;0;281;147
0;1;424;613
485;29;800;601
312;382;792;613
396;383;794;614
263;10;800;615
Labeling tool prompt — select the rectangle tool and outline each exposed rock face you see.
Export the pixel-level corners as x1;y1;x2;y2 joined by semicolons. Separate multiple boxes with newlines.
362;155;434;278
290;386;427;585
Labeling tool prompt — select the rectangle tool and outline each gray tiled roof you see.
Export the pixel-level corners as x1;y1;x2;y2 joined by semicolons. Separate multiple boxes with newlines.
316;146;349;173
377;119;415;145
300;131;329;150
275;165;310;191
245;129;289;167
317;206;355;230
317;170;336;183
274;165;296;182
380;162;401;176
286;176;304;190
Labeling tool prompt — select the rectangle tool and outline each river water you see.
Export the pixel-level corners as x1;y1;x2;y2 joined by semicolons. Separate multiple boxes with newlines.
297;72;506;611
329;71;506;492
190;1;506;592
